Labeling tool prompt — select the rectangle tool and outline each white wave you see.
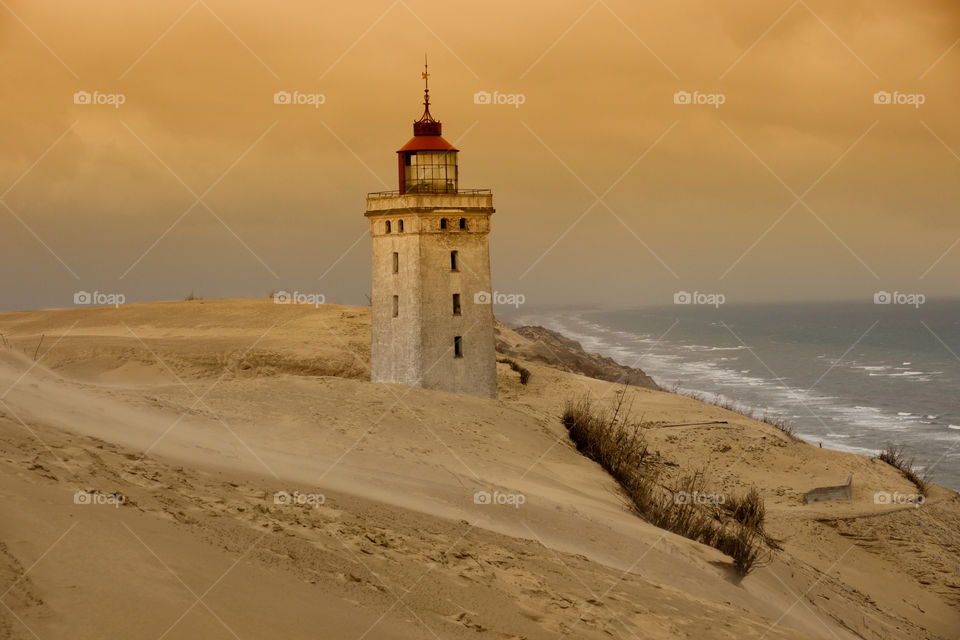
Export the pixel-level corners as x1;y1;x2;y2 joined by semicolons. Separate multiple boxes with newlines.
518;308;958;488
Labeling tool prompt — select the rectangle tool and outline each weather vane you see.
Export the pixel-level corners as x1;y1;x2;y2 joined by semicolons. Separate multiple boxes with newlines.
422;53;430;109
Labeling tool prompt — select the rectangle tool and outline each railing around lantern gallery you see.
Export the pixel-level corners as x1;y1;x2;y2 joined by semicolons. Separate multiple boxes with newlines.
366;188;493;199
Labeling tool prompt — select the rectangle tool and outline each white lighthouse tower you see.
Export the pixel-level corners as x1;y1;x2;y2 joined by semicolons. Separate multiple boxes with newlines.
364;61;497;399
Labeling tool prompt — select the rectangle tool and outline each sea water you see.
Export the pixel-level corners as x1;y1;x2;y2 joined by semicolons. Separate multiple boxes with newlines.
509;299;960;491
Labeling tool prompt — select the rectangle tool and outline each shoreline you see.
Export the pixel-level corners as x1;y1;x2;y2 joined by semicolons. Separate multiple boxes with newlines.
507;308;960;492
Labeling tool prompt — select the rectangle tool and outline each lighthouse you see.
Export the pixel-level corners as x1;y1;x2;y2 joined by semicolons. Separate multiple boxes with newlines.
364;61;498;399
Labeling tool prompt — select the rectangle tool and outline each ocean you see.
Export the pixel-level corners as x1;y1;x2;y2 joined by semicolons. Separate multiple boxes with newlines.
509;299;960;491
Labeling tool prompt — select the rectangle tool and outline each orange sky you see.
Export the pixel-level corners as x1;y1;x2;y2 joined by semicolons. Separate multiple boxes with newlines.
1;0;958;311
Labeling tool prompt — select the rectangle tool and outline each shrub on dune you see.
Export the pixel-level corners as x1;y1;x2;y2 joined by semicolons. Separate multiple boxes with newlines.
561;393;767;579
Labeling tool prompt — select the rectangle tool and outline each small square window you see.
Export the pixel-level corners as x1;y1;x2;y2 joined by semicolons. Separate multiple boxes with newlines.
459;218;466;230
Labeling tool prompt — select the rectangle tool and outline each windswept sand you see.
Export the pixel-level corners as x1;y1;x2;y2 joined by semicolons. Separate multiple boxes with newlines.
0;299;957;639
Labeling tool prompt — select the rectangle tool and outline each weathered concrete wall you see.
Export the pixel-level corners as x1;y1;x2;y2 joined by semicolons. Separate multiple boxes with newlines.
418;214;497;398
366;194;497;399
366;192;494;213
369;222;423;385
804;476;853;504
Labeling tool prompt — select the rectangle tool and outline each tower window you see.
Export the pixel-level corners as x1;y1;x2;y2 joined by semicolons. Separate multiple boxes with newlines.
398;219;404;232
452;293;461;316
454;336;463;358
440;218;447;230
385;220;391;233
450;250;458;271
392;295;399;318
392;252;399;273
459;218;466;230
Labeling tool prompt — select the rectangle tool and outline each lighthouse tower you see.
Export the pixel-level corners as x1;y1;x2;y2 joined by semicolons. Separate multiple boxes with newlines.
364;62;497;399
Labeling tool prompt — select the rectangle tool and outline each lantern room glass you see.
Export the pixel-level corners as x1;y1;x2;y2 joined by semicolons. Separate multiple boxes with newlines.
404;150;458;194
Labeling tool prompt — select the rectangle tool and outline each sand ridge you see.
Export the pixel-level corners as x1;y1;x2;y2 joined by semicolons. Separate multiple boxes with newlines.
0;299;957;639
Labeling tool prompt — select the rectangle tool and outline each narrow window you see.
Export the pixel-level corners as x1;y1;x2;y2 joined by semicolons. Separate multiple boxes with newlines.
440;218;447;230
450;250;458;271
459;218;466;230
385;220;391;233
398;219;404;232
452;293;461;316
454;336;463;358
392;252;399;274
392;295;399;318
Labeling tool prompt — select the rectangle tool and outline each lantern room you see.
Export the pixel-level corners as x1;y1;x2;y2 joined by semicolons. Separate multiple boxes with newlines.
397;60;459;194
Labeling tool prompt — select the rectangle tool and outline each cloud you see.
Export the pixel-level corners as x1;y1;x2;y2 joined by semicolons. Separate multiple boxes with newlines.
0;0;958;309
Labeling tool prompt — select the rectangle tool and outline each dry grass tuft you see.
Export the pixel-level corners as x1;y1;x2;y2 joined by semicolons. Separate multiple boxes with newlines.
878;443;930;496
497;358;531;385
561;393;767;579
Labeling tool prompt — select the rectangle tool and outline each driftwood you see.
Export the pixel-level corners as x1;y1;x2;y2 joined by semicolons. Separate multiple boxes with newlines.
658;420;728;428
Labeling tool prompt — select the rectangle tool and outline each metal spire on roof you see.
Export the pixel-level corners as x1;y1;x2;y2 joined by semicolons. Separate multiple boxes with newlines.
413;54;442;135
421;53;431;114
423;54;430;97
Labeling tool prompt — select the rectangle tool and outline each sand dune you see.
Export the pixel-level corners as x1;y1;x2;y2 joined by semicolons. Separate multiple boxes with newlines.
0;299;957;639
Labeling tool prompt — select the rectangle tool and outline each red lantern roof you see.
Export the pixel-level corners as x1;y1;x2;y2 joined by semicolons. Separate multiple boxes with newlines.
398;135;457;152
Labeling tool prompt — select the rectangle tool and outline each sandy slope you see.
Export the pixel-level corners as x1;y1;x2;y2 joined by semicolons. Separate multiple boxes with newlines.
0;299;957;639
